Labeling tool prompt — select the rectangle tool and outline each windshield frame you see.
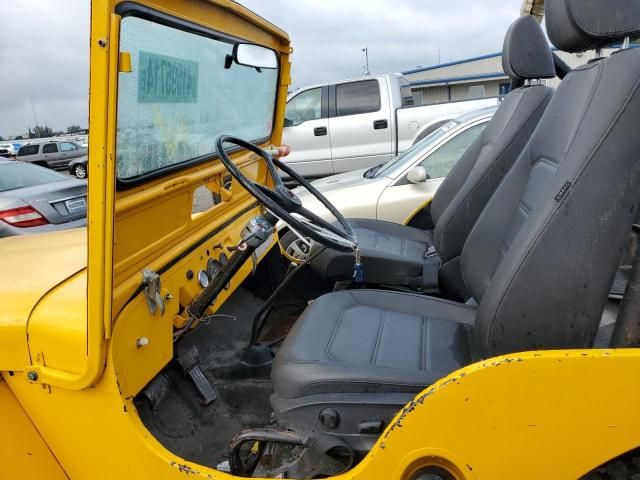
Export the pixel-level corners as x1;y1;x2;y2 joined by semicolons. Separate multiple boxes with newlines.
114;2;281;189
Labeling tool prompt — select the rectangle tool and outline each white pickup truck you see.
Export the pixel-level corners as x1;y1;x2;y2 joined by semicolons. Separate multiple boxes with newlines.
282;73;500;179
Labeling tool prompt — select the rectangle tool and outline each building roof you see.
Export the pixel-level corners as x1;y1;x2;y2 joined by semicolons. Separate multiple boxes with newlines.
403;52;502;75
409;72;507;87
403;44;639;79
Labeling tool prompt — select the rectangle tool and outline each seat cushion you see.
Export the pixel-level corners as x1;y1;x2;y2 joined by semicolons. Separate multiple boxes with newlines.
271;290;477;400
311;218;434;285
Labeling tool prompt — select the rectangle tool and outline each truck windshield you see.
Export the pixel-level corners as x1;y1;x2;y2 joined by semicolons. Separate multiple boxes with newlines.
116;16;279;180
374;120;459;178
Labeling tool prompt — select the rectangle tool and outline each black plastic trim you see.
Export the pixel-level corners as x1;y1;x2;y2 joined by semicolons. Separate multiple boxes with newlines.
113;2;280;190
116;2;244;43
321;85;329;119
328;84;337;118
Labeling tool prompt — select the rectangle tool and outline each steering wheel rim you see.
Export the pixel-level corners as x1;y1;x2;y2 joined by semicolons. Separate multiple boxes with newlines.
216;135;357;252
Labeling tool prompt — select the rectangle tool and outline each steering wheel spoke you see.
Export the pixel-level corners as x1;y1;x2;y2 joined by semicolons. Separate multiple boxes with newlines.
296;206;351;239
254;182;282;202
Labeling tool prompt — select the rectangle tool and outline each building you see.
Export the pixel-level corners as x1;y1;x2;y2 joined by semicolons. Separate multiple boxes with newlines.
403;47;636;106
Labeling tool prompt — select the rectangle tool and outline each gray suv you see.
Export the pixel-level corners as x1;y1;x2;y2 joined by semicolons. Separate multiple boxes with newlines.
17;140;87;170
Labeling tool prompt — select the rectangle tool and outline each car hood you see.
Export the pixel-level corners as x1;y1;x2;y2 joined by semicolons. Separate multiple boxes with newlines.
0;228;87;368
283;169;388;226
300;168;372;193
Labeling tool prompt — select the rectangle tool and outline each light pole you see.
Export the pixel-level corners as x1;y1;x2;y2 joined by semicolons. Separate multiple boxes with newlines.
362;46;370;76
30;98;40;137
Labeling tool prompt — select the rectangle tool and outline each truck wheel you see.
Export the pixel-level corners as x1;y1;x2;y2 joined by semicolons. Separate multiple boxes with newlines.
280;230;313;262
73;164;88;179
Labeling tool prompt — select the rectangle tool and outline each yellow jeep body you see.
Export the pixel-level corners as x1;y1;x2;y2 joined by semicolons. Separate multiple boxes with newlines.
0;1;639;479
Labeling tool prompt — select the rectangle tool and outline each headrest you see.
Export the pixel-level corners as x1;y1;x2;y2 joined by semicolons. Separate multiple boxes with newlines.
502;15;555;81
546;0;640;53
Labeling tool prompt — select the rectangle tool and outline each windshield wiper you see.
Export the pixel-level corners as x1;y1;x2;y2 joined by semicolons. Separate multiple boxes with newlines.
363;163;384;179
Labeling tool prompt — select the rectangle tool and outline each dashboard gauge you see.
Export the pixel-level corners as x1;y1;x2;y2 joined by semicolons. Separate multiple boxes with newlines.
219;252;230;289
197;269;209;288
207;258;222;282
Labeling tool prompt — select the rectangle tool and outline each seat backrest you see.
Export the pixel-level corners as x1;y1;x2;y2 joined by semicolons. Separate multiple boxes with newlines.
431;16;555;267
464;0;640;358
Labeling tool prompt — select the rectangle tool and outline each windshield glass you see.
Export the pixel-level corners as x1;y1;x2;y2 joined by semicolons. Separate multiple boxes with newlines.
0;162;69;192
116;17;279;180
374;120;459;178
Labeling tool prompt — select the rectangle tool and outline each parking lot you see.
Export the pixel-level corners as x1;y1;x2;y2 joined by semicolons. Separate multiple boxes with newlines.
3;1;640;479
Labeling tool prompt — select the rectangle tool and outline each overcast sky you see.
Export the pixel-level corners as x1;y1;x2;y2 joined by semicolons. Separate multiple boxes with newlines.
0;0;522;138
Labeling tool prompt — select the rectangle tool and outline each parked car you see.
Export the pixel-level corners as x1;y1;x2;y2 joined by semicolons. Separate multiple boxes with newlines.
16;140;88;170
69;156;88;178
279;106;496;259
0;159;87;237
0;143;22;156
281;73;499;180
0;149;12;158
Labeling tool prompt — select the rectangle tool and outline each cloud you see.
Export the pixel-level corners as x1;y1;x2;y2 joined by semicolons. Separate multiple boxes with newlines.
0;0;521;137
240;0;522;89
0;0;90;137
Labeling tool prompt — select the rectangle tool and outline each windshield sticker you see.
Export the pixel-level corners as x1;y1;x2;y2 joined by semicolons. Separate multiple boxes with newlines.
138;51;199;103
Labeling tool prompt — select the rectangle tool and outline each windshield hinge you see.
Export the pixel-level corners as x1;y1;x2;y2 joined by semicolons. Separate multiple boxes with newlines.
142;269;165;316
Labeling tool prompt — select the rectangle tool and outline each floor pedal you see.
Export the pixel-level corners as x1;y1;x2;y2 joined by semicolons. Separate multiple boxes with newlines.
177;345;217;405
141;373;172;410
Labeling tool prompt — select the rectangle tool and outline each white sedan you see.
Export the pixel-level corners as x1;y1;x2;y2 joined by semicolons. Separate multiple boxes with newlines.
279;106;496;259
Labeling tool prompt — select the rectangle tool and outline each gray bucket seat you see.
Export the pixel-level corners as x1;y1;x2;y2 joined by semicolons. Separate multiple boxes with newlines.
310;16;555;297
271;0;640;452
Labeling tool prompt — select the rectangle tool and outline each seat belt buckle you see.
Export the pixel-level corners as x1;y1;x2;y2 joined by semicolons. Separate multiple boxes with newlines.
424;246;438;259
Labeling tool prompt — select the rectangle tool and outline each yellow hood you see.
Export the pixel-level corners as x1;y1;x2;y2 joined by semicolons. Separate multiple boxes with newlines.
0;228;87;369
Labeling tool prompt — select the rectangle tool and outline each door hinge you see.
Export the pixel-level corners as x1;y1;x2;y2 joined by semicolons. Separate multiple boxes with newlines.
142;269;165;316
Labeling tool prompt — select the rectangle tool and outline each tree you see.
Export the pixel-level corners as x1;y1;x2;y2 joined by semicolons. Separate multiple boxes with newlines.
67;125;82;134
0;136;4;141
14;136;23;140
28;125;54;139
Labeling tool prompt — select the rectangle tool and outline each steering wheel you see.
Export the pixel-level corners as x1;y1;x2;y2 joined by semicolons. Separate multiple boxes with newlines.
216;135;357;252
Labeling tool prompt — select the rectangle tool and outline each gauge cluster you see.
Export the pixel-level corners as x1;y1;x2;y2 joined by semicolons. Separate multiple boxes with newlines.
198;252;228;289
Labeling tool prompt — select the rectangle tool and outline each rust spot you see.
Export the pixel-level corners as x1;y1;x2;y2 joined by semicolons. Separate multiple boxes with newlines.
170;461;201;476
381;357;531;442
382;373;466;440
